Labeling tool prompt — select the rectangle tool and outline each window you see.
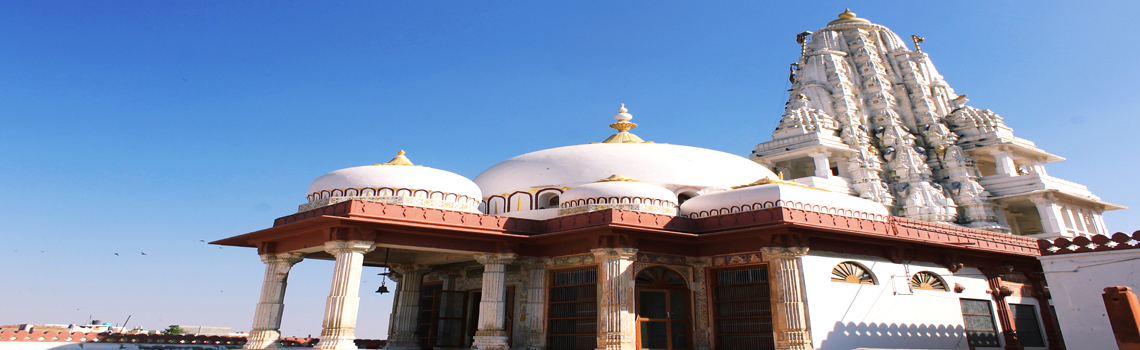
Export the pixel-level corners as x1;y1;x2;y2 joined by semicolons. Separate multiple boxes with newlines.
831;262;875;285
1010;304;1045;347
960;299;1000;347
677;192;696;205
909;271;948;291
712;266;774;350
548;268;598;350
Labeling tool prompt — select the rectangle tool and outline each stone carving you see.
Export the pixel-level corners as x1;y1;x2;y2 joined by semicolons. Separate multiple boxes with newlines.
760;247;812;350
317;241;376;350
245;252;305;350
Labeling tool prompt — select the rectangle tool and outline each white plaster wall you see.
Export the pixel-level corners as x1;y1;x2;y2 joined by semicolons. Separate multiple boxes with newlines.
1039;249;1140;350
802;252;981;350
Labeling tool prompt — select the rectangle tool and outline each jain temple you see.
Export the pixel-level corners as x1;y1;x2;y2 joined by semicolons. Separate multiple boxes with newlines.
213;9;1129;350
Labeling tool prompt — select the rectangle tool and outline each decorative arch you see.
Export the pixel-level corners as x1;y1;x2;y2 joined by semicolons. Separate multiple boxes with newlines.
636;266;687;288
910;271;948;291
830;261;876;285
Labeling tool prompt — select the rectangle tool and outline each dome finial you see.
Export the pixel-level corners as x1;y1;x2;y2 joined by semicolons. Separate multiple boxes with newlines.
828;8;871;25
602;103;649;143
381;150;416;166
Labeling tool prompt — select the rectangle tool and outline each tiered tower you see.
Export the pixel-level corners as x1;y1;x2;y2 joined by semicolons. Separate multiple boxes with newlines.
751;9;1124;239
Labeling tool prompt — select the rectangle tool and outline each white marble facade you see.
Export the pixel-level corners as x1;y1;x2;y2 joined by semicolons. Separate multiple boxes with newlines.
750;10;1123;239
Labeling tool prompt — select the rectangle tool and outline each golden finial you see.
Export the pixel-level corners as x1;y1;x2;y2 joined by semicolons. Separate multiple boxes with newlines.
910;35;925;52
380;150;416;166
596;174;640;183
828;8;871;25
602;103;649;143
731;176;827;191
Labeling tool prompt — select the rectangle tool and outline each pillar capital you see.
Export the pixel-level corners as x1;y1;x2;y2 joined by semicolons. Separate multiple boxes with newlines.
261;251;306;265
761;246;810;260
323;240;376;255
590;247;638;260
474;252;518;265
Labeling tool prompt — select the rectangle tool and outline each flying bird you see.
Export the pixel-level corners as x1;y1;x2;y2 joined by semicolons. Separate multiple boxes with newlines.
140;252;147;256
114;253;119;256
200;240;205;242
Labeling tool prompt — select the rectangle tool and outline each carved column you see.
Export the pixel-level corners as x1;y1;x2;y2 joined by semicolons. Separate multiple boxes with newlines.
1029;194;1067;238
807;151;832;178
245;252;305;349
316;241;376;350
984;272;1024;350
520;258;552;350
592;248;638;350
472;253;518;350
385;265;432;349
761;246;812;350
687;257;712;350
1026;274;1065;350
988;148;1017;176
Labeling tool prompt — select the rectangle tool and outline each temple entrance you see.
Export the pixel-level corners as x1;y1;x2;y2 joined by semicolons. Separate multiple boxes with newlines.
636;267;691;350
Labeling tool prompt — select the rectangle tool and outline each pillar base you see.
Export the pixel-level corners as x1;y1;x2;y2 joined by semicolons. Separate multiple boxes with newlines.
244;330;281;349
315;329;357;350
472;334;509;350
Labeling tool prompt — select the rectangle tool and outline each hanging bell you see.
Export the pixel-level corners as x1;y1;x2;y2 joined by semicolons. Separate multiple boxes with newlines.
375;284;390;294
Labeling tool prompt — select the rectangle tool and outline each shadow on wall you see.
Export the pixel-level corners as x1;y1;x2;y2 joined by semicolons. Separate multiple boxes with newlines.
818;322;968;350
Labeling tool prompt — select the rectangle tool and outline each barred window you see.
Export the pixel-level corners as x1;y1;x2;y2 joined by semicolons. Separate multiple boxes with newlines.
960;299;999;347
548;268;597;350
712;267;774;350
1010;304;1045;347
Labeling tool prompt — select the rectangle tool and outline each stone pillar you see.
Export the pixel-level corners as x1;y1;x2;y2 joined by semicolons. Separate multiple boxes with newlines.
591;248;638;350
472;253;518;350
385;265;432;349
1026;274;1066;350
1029;161;1048;176
989;148;1017;176
761;246;812;350
316;241;376;350
687;257;712;350
808;151;832;178
1030;194;1067;238
520;258;551;350
245;252;305;349
834;157;850;178
984;272;1024;350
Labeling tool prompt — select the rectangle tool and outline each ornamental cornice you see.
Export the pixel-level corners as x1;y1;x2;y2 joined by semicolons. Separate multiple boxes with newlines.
807;49;848;57
261;251;305;265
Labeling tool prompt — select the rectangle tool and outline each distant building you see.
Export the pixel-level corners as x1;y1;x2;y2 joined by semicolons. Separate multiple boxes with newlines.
171;325;234;336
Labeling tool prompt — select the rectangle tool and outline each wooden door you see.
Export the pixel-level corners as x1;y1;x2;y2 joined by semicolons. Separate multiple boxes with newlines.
430;290;468;348
637;289;691;350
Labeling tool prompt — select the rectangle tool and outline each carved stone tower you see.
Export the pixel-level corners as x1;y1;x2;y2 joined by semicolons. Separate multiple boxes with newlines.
751;9;1124;239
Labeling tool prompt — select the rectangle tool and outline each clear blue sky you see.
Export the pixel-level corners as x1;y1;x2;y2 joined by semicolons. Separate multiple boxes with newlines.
1;1;1136;339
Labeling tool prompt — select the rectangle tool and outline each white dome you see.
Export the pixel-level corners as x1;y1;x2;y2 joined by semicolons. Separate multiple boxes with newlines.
301;152;482;213
680;180;890;218
558;176;679;216
474;143;776;197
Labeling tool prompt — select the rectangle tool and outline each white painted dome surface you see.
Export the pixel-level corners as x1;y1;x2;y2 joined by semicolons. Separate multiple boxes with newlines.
561;181;678;205
474;143;776;197
559;180;679;216
680;182;890;218
302;164;482;213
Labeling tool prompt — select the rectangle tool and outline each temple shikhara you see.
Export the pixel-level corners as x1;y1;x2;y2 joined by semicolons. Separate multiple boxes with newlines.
213;9;1126;350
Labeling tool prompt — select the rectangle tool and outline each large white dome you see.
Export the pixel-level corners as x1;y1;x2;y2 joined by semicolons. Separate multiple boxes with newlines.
474;143;776;197
301;151;482;213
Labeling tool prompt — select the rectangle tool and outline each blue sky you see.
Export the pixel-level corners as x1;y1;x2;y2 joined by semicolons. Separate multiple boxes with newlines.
1;1;1137;339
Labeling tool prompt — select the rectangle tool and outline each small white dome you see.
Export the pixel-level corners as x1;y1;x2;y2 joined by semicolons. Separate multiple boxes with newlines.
680;179;889;218
301;151;482;213
559;175;679;216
